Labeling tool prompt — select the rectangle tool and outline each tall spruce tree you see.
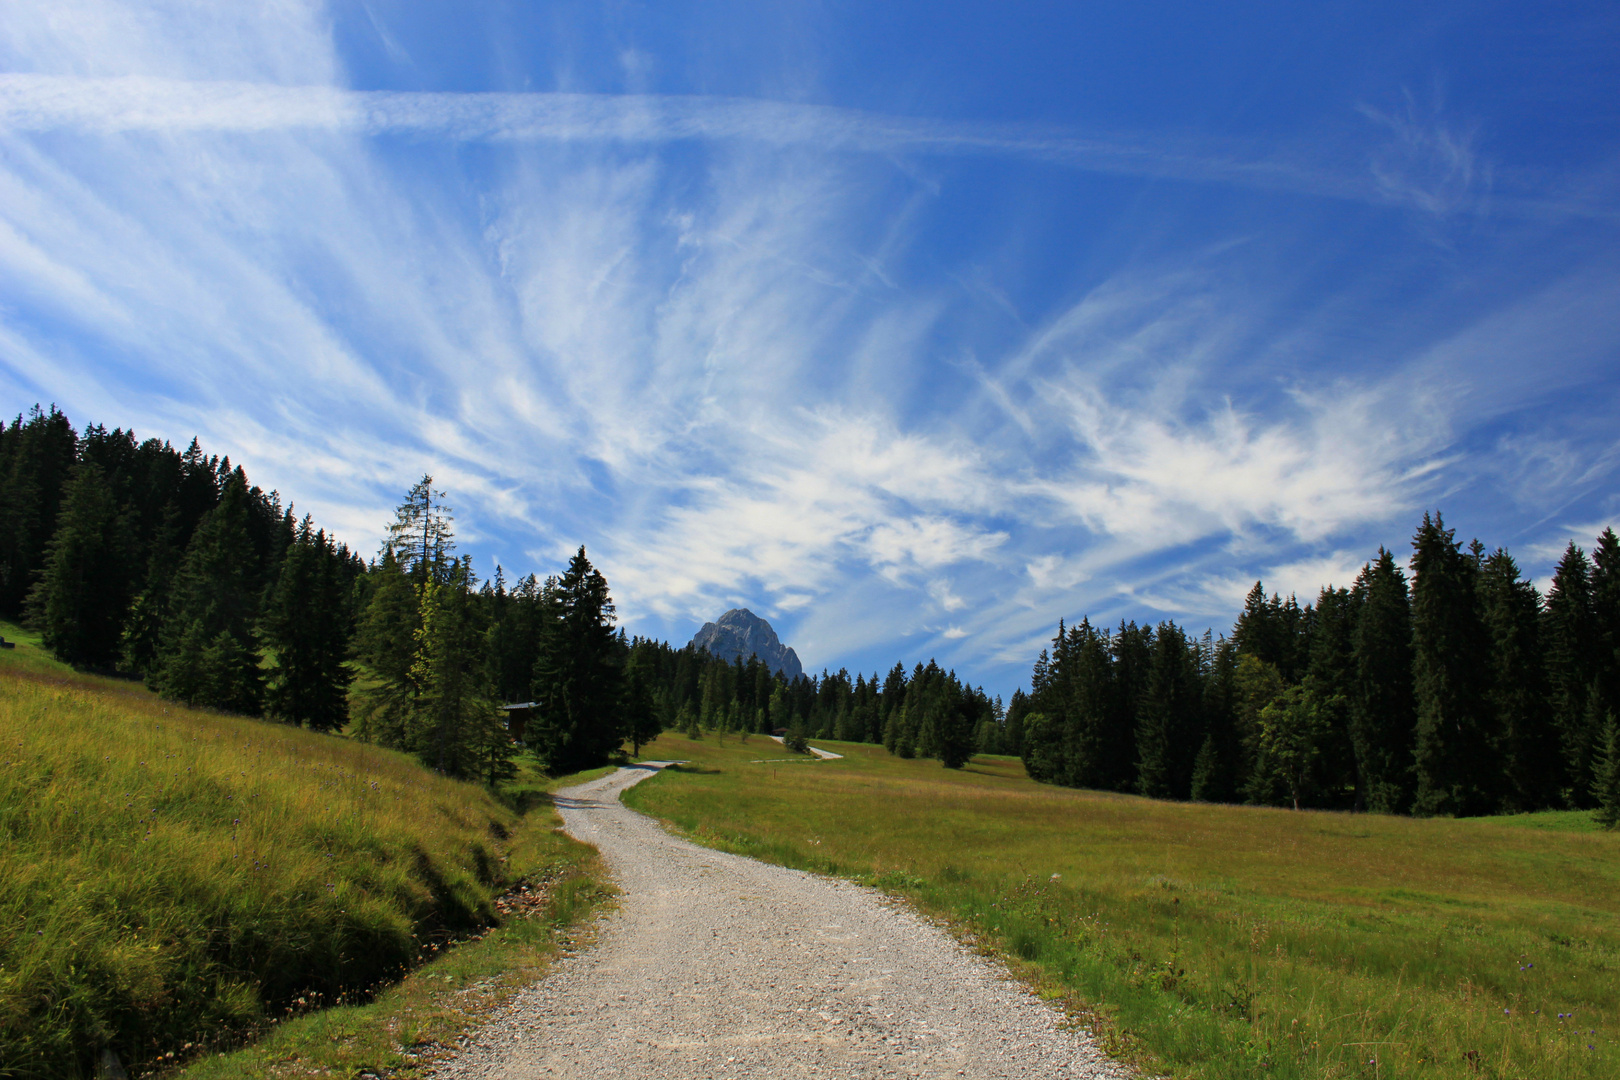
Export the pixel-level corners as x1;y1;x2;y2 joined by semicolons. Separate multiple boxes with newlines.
0;405;79;618
1590;529;1620;767
530;547;625;773
155;472;263;714
1544;542;1599;806
1349;549;1416;812
1303;585;1361;808
623;646;663;757
1135;622;1201;800
387;475;455;584
1191;637;1240;802
1477;548;1559;810
30;460;128;668
1593;709;1620;829
353;548;420;748
1409;514;1495;816
262;518;354;732
410;558;507;778
1067;619;1126;789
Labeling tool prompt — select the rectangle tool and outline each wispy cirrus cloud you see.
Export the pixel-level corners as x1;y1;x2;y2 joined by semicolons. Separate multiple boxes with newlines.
2;1;1618;697
1;72;1596;219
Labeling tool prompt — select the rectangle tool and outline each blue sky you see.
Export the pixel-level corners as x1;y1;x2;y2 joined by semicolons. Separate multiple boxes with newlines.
2;2;1617;699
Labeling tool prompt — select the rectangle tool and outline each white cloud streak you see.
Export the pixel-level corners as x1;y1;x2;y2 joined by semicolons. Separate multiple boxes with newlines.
0;72;1581;216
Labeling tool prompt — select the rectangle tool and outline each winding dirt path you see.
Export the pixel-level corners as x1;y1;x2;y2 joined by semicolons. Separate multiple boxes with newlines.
430;764;1129;1079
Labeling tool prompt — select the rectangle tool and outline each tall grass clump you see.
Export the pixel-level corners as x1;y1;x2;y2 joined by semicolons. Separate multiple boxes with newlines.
627;734;1620;1080
0;661;520;1078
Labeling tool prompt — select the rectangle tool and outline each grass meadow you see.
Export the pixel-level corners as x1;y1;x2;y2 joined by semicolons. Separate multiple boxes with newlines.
0;621;606;1080
623;732;1620;1080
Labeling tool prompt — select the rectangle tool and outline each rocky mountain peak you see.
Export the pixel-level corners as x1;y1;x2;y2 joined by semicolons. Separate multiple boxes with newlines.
689;608;803;680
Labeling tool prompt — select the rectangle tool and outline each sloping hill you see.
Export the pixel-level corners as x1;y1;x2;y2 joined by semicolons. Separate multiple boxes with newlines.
0;625;578;1078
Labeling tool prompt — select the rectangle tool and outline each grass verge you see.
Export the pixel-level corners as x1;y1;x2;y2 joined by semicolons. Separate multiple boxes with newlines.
173;766;612;1080
623;733;1620;1080
0;625;612;1079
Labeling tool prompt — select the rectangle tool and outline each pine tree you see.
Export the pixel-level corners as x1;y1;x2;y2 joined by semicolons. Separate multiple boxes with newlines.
1065;619;1128;790
352;548;421;748
31;460;129;668
0;405;79;619
1590;529;1620;777
1191;637;1239;802
410;558;504;779
120;506;184;678
1136;622;1200;800
1410;514;1495;816
1004;689;1028;757
386;476;455;584
1592;708;1620;829
936;683;976;769
530;547;625;773
262;518;354;732
155;473;263;714
1477;548;1559;810
623;648;663;756
1304;586;1361;808
1545;542;1599;805
1349;549;1416;813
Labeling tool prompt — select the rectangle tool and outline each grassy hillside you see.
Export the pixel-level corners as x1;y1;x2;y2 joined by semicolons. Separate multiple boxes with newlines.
0;623;599;1079
624;733;1620;1080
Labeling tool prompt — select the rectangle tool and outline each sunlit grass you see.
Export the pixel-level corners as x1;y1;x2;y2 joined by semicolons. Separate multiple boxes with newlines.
625;734;1620;1080
0;628;596;1079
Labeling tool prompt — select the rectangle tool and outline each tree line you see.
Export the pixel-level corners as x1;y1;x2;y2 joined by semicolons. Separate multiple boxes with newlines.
3;403;1004;782
1015;513;1620;822
0;405;633;783
624;640;1002;768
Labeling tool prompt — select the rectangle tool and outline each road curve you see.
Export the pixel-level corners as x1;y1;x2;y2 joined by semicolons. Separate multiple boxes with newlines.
430;764;1130;1080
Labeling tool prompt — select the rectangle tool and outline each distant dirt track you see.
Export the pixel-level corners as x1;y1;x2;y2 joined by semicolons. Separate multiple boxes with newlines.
429;764;1130;1079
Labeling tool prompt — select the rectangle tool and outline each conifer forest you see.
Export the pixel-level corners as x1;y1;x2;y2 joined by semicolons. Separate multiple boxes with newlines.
4;402;1618;822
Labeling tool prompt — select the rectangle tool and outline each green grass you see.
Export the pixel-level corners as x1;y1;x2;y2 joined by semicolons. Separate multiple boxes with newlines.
0;626;608;1080
623;733;1620;1080
173;765;612;1080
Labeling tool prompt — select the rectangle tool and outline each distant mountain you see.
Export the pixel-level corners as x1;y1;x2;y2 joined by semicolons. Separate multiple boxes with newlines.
689;608;803;680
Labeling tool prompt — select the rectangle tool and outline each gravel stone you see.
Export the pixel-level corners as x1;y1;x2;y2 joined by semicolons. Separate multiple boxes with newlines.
429;764;1131;1079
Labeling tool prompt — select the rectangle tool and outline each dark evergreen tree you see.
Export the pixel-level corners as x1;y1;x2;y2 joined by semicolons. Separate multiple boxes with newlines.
530;547;625;773
262;518;354;732
30;460;128;668
1590;529;1620;771
1593;708;1620;829
1302;586;1361;808
1349;550;1416;813
1003;688;1028;757
1544;542;1600;806
155;473;263;714
1190;637;1239;802
353;548;422;748
410;558;507;779
936;680;976;769
1477;548;1559;810
623;646;663;756
387;475;455;584
1135;622;1201;800
1409;513;1495;816
0;405;79;618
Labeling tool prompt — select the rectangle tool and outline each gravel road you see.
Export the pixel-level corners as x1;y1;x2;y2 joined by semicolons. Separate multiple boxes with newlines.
430;764;1130;1080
